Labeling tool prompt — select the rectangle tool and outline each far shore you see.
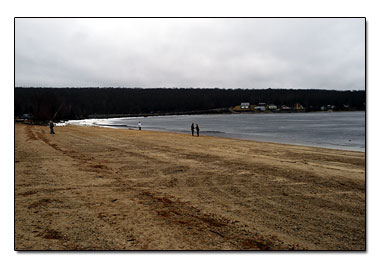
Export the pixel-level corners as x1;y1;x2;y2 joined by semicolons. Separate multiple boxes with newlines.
83;109;365;119
16;108;364;122
15;123;365;250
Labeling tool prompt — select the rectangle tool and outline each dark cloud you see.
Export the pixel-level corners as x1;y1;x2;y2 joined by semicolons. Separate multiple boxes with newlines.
15;18;365;90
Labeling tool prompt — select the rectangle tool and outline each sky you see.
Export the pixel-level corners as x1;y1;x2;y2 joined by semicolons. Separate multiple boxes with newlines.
15;18;365;90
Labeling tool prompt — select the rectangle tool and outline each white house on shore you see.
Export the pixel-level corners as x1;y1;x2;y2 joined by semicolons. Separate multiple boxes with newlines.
255;103;266;111
281;105;291;111
240;102;250;109
267;104;277;110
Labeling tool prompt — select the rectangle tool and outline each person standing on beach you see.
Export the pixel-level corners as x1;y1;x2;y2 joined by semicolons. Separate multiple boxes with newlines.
195;124;200;137
138;122;142;130
191;123;195;136
49;120;55;134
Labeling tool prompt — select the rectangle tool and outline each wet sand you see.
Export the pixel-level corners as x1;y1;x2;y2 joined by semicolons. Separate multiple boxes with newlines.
15;123;365;250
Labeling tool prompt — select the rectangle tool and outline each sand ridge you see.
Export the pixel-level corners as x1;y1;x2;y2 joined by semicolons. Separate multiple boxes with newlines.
15;124;365;250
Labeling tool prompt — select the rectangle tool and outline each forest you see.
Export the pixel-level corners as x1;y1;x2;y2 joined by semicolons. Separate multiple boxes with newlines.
15;87;366;121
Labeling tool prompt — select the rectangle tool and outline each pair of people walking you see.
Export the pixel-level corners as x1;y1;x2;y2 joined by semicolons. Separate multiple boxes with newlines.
191;123;200;137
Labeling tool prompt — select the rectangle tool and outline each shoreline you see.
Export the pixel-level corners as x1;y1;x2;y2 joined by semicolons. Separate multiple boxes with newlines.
104;127;365;153
15;124;365;250
62;114;365;152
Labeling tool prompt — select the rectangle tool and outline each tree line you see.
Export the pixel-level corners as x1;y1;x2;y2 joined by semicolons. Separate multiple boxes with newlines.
14;87;366;121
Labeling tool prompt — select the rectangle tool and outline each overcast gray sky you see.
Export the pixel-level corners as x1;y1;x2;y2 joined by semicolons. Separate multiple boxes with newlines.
15;18;365;90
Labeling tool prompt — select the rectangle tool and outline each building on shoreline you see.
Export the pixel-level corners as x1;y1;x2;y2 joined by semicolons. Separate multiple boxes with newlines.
240;102;250;109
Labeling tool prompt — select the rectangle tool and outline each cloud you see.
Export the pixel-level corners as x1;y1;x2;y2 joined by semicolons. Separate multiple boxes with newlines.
15;18;365;90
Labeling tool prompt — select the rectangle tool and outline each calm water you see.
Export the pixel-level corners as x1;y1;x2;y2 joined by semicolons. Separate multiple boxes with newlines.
68;112;365;152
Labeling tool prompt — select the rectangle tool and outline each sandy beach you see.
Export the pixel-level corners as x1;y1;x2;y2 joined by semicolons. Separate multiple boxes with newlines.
15;123;365;250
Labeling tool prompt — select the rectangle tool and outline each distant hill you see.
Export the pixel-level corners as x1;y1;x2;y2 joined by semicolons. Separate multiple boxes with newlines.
15;87;366;121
